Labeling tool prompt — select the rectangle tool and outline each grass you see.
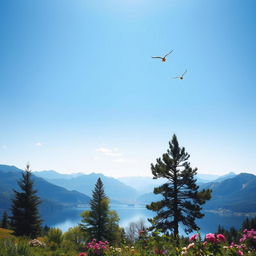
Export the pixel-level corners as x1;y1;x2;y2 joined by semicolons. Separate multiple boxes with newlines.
0;228;14;239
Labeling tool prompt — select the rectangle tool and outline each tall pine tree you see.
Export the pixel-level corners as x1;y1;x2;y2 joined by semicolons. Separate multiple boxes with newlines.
146;134;211;241
10;164;42;238
80;178;120;242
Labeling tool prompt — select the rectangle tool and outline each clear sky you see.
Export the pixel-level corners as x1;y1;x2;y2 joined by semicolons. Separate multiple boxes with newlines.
0;0;256;177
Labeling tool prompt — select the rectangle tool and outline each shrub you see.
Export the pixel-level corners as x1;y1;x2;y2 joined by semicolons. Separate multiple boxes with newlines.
63;226;87;250
46;228;63;248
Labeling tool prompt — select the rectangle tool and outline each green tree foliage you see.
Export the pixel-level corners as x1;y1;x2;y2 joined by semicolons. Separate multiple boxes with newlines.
46;227;63;249
106;210;125;243
242;217;256;230
80;178;120;242
217;225;240;244
1;211;10;229
146;134;211;240
10;164;42;238
63;226;87;250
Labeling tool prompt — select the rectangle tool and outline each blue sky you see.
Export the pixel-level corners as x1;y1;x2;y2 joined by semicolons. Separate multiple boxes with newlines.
0;0;256;177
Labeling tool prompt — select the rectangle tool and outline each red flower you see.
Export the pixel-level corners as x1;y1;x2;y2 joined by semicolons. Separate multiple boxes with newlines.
216;234;226;242
205;233;216;243
189;234;197;242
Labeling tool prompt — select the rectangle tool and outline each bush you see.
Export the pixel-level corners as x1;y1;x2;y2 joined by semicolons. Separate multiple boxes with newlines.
63;226;87;250
46;228;63;248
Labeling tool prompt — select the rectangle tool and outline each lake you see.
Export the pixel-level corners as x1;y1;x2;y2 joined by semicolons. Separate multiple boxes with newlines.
43;205;253;237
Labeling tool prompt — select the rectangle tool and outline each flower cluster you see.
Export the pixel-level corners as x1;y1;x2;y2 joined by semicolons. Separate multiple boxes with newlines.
79;239;109;256
109;246;122;253
181;233;228;255
108;245;137;255
205;233;226;243
240;229;256;245
88;239;109;255
225;229;256;255
228;243;247;256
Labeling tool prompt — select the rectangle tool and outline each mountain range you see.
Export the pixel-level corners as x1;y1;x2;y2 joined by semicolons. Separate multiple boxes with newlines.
201;173;256;212
136;172;256;213
34;171;138;203
1;164;255;216
0;165;90;217
118;172;236;194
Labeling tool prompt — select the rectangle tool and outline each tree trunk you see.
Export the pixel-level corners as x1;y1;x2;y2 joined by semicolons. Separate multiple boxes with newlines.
173;168;179;246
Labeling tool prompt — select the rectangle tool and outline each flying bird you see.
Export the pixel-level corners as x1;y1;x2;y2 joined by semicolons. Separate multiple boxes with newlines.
152;50;173;62
173;70;187;80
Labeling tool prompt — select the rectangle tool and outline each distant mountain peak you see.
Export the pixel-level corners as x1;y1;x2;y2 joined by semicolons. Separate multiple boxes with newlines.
213;172;237;182
33;169;138;203
0;164;23;173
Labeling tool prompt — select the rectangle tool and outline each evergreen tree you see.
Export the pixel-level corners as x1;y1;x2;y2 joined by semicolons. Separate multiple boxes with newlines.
218;217;256;244
1;211;10;229
146;134;211;241
241;217;256;231
10;164;42;238
80;178;120;242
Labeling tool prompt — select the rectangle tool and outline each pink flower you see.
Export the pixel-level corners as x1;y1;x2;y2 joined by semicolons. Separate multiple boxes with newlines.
216;234;226;242
79;253;87;256
237;249;244;256
189;234;197;242
187;243;195;249
205;233;216;243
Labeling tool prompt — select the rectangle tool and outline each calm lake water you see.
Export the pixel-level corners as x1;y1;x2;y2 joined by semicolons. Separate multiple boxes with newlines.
43;205;252;237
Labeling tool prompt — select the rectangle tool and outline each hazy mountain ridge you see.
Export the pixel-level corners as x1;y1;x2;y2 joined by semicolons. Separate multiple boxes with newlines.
34;171;139;203
118;173;236;194
118;176;165;194
34;170;84;180
201;173;256;212
33;169;241;208
2;164;254;214
0;165;90;215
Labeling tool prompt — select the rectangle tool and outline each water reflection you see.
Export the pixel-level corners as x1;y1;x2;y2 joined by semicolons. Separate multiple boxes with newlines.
43;205;251;236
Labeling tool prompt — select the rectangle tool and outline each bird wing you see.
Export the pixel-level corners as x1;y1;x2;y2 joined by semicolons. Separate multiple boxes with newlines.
164;50;173;58
182;70;187;76
152;56;163;59
172;77;180;79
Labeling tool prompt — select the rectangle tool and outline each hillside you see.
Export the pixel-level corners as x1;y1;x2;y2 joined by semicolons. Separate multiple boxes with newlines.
201;173;256;212
0;165;90;215
136;173;256;213
34;171;139;203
